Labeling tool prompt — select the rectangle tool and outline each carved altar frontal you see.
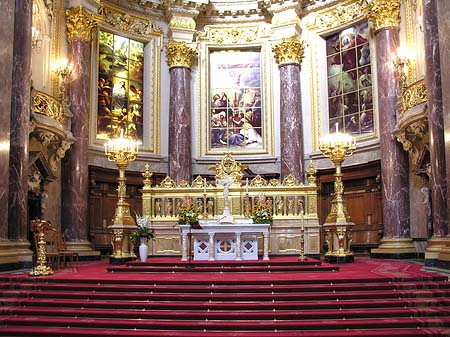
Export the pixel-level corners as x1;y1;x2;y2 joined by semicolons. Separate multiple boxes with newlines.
180;221;270;261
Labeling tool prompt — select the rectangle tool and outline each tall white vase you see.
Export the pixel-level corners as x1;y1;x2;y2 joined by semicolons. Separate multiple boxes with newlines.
139;237;148;262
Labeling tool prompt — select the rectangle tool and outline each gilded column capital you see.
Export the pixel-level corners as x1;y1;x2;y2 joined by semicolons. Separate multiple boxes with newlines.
165;40;196;69
362;0;401;32
66;6;100;43
272;35;305;66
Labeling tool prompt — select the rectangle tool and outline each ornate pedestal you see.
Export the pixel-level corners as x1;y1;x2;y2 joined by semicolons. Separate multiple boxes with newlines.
323;222;355;264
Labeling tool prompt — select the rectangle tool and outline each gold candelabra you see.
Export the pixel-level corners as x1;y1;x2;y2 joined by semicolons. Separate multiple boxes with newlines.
105;129;139;261
320;125;356;263
52;58;74;129
319;124;356;224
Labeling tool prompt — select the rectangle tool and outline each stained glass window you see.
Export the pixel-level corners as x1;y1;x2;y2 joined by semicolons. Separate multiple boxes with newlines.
326;22;374;135
209;50;263;150
97;31;144;141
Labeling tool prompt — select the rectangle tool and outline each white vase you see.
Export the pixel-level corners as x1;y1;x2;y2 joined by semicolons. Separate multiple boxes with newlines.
139;237;148;262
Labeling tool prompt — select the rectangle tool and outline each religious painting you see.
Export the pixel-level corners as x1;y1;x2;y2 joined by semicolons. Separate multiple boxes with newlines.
97;30;144;142
209;49;263;150
326;22;374;135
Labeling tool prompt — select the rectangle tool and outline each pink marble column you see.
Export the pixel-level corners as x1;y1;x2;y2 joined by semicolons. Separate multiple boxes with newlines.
168;67;192;182
279;64;304;182
437;1;450;239
61;7;96;244
375;29;411;240
8;0;32;241
61;37;90;242
423;0;448;239
0;0;15;240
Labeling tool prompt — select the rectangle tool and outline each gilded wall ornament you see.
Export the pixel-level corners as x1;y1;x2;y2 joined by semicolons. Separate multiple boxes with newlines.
314;3;362;30
98;4;162;36
362;0;401;32
169;15;196;31
272;35;305;66
165;40;196;69
66;6;100;42
197;24;271;44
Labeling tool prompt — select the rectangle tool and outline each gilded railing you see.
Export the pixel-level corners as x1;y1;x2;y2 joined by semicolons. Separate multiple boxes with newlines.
399;79;427;115
33;90;64;124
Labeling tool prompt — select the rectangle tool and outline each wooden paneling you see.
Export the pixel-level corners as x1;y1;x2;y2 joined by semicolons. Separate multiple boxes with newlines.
317;160;383;253
88;166;165;255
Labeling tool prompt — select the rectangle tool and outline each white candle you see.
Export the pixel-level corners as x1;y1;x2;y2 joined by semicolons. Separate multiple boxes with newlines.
245;178;249;194
301;210;305;231
203;178;207;194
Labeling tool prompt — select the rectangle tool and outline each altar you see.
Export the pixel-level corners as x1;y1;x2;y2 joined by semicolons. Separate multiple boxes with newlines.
179;219;270;261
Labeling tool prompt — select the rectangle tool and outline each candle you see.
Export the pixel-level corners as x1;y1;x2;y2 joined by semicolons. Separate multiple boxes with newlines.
203;178;207;194
245;178;249;194
301;210;304;231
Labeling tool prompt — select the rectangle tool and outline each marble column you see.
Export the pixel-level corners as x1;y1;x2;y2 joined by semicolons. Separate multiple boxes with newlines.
364;0;415;258
8;0;32;252
433;0;450;267
165;40;196;183
61;6;98;256
273;36;305;182
0;0;14;241
423;0;450;263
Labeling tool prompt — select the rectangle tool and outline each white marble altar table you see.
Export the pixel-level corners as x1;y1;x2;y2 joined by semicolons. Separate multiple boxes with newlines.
179;219;270;261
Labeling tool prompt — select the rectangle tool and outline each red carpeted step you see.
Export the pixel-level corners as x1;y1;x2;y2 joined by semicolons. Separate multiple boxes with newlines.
2;280;450;294
3;288;450;303
3;306;450;321
2;296;450;311
1;326;449;337
2;315;450;331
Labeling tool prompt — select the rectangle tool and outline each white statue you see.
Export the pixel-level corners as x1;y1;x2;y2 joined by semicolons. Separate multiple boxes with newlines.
217;174;235;223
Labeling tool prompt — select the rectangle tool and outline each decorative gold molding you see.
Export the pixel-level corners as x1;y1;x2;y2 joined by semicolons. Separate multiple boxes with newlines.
98;3;162;36
66;6;100;42
307;1;363;30
165;39;196;69
362;0;401;32
272;35;305;66
399;79;427;114
197;24;271;44
33;91;64;124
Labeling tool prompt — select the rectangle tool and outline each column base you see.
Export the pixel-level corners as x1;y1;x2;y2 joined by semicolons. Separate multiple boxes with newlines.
324;254;354;264
0;241;34;271
370;238;417;259
424;237;450;266
435;238;450;270
109;256;134;265
66;240;101;261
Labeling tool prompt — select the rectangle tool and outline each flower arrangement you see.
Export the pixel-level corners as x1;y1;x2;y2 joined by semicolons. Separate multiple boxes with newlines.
178;198;199;225
130;214;154;246
251;196;273;224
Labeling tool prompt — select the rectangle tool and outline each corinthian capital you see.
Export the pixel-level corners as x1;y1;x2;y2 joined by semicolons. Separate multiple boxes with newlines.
272;35;305;66
66;6;99;43
165;40;196;69
362;0;401;32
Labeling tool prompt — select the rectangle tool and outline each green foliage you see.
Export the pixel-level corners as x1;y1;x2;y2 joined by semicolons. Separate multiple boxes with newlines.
251;197;273;224
178;198;199;225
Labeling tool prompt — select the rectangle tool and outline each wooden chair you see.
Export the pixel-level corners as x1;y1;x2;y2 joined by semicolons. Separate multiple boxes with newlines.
33;228;62;269
55;233;79;268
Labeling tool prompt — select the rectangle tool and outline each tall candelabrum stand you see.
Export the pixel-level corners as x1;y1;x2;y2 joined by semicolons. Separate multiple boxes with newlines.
319;126;356;264
104;130;139;265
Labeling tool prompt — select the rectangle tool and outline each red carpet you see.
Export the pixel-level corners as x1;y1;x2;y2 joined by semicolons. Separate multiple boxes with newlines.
0;256;449;336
